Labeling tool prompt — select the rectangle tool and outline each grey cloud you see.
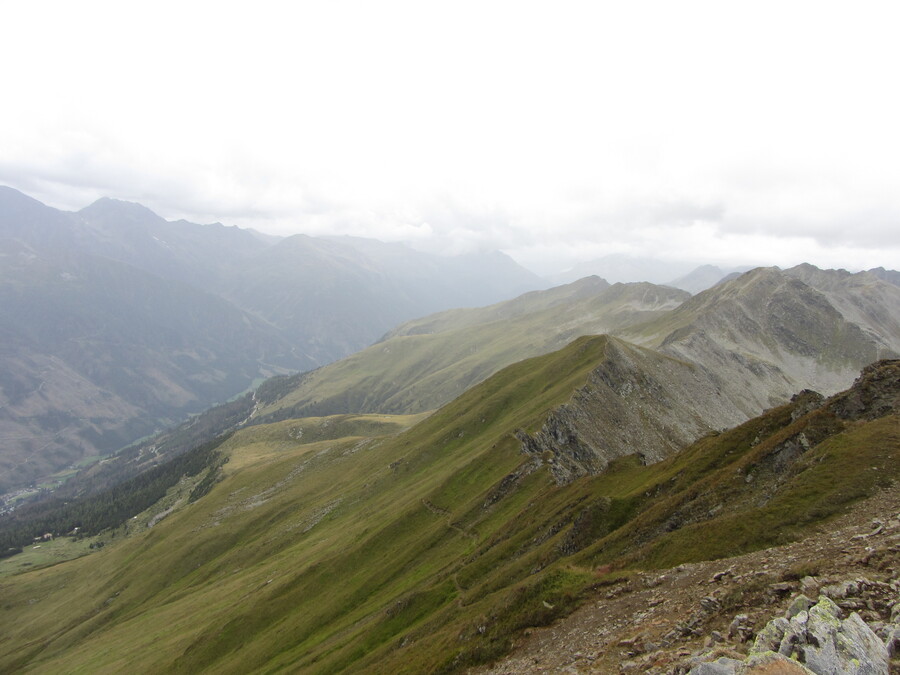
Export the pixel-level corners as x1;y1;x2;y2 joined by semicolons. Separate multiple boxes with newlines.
717;207;900;250
1;153;898;278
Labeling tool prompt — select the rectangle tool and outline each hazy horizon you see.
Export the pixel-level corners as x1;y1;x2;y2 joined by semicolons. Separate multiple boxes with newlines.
3;2;899;276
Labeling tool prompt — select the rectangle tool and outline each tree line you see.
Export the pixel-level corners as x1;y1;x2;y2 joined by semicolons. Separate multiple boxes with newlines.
0;433;231;555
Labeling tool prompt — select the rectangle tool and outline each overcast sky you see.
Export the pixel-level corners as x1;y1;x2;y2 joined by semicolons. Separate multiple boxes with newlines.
2;1;899;275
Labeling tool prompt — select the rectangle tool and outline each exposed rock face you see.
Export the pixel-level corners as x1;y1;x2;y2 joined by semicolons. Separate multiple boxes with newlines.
751;596;889;674
516;337;743;484
689;596;894;675
784;264;900;356
517;357;900;487
828;360;900;421
789;390;825;421
623;266;900;424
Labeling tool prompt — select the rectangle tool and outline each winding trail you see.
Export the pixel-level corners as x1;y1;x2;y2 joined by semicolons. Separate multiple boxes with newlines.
421;498;478;540
421;498;478;609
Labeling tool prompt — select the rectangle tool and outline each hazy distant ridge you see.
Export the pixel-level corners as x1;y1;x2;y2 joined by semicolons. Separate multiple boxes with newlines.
0;187;543;492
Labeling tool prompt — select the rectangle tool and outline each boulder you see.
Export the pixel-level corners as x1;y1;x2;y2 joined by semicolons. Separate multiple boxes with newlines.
748;596;889;674
693;595;890;674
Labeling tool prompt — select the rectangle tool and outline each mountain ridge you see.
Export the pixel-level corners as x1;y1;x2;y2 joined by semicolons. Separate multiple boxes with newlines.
0;187;544;494
0;342;895;673
618;265;900;419
248;279;689;423
248;264;900;436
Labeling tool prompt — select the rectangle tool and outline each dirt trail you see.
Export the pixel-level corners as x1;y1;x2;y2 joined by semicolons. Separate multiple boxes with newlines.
423;499;478;540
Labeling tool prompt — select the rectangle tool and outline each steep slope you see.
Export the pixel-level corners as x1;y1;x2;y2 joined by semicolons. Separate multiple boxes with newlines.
0;187;544;494
621;266;899;419
2;341;894;674
0;335;619;673
0;240;295;493
224;235;544;365
0;189;298;493
666;264;752;295
513;337;745;483
249;279;687;421
783;262;900;354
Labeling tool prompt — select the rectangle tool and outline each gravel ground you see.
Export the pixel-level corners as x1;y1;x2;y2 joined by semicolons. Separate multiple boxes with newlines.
473;482;900;674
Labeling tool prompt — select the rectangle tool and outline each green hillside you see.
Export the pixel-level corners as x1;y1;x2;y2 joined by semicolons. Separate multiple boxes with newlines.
251;265;900;436
252;280;687;422
0;338;895;674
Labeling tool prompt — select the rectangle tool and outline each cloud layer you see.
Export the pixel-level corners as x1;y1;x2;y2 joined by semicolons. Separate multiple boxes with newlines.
2;1;899;275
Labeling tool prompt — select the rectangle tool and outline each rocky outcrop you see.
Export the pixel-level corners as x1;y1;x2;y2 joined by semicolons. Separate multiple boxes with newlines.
515;275;900;487
623;266;900;424
783;264;900;356
828;360;900;421
515;338;743;484
751;596;889;674
516;329;898;488
688;595;895;674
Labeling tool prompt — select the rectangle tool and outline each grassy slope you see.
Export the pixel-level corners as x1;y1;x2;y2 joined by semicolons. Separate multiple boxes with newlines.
0;337;611;674
0;341;896;674
381;275;612;338
253;281;686;421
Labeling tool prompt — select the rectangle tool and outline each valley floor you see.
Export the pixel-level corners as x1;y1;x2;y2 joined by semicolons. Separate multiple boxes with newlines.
475;481;900;674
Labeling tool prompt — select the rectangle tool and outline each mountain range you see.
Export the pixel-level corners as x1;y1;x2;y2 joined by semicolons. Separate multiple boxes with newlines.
1;185;899;673
546;254;752;291
0;187;542;493
18;259;896;509
245;263;899;433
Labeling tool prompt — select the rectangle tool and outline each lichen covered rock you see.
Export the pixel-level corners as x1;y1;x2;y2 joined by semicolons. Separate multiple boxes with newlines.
691;595;890;675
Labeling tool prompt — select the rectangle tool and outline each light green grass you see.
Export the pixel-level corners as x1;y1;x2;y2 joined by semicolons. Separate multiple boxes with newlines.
253;282;685;421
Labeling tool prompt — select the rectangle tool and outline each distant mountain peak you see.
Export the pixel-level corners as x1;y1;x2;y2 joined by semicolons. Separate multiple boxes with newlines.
79;196;164;224
666;264;757;295
0;185;58;216
568;274;610;289
865;266;900;287
0;185;41;203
